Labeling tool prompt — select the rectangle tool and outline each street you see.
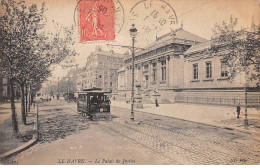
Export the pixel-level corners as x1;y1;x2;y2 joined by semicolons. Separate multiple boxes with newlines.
3;100;260;165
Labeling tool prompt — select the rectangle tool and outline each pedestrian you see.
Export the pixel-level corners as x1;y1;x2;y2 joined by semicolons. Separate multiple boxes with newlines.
155;98;159;107
236;103;241;118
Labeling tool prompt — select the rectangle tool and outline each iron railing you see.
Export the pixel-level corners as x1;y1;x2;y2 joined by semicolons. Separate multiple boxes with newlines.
175;96;260;107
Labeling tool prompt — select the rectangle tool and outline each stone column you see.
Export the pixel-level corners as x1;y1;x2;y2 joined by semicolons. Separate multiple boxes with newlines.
138;64;141;85
149;60;152;86
167;55;170;86
141;63;143;89
157;58;161;85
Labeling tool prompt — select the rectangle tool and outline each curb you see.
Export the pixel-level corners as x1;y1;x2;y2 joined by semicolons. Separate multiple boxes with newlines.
0;137;38;161
0;104;39;161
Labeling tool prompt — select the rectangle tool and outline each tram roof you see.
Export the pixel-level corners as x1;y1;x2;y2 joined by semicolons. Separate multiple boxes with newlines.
77;88;111;94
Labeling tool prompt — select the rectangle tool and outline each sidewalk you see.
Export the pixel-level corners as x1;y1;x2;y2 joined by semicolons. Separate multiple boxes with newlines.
0;102;35;157
111;101;260;136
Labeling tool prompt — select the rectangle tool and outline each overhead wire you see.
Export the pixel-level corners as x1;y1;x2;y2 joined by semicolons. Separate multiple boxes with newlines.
120;0;212;45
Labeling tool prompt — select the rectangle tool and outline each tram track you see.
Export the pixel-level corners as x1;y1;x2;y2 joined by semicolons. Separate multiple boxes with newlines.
114;109;260;164
38;101;260;164
104;114;237;164
47;102;186;164
98;122;177;164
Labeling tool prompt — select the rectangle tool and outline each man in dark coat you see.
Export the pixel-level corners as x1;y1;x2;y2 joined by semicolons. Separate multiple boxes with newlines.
237;103;241;118
155;99;159;107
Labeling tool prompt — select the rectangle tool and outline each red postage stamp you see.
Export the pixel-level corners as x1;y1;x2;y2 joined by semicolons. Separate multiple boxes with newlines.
78;0;115;42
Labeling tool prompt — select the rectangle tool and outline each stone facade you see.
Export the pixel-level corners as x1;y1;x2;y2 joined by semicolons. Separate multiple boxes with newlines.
181;40;259;106
118;28;207;103
77;46;124;92
117;28;260;106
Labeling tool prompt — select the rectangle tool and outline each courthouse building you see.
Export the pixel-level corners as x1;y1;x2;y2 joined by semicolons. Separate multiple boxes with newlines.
76;46;124;92
117;28;259;106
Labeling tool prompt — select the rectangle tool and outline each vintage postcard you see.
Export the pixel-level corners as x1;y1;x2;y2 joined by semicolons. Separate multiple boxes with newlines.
0;0;259;165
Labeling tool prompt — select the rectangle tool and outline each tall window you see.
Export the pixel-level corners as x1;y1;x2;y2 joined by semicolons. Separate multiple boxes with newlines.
152;63;157;82
193;63;198;79
206;61;212;78
161;60;166;81
221;60;228;77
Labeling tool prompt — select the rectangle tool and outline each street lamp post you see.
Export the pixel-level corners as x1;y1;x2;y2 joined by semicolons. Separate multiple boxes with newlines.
129;24;137;121
68;77;70;95
244;91;248;129
57;77;60;99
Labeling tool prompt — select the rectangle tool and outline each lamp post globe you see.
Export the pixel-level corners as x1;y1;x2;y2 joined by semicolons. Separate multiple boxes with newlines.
129;24;137;38
129;24;137;121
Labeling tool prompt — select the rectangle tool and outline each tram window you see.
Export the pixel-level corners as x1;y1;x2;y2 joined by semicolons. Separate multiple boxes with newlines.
79;95;85;101
100;95;104;102
90;95;98;104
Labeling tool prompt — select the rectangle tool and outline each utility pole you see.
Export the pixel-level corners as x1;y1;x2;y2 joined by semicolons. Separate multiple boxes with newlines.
62;76;76;100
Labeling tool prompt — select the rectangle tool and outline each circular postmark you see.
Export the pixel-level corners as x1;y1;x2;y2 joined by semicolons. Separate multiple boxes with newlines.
129;0;178;35
74;0;125;42
113;0;125;35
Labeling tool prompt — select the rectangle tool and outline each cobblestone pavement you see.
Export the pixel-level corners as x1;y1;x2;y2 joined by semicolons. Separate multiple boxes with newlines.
3;100;260;165
100;106;260;165
36;103;91;143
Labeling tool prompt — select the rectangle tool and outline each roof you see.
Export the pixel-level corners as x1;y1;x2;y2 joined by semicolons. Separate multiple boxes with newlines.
173;28;207;42
128;28;208;58
184;40;211;55
92;50;124;58
82;88;102;91
77;88;111;94
147;28;207;48
77;90;111;94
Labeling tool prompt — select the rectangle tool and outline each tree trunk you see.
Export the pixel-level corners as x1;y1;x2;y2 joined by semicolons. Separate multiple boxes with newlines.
10;78;19;137
28;85;31;113
20;84;26;125
25;84;28;116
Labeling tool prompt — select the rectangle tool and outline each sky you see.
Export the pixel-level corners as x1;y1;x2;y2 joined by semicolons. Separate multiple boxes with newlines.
23;0;260;80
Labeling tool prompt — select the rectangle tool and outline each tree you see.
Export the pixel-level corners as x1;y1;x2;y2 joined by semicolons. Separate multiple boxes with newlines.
0;0;77;130
211;16;260;127
211;16;260;87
